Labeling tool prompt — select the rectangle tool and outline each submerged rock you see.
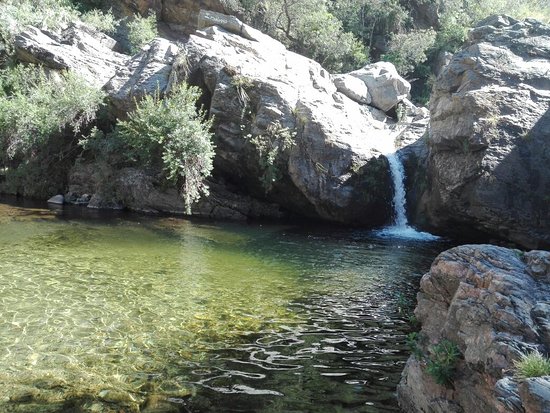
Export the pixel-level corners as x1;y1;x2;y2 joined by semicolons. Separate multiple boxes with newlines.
417;16;550;248
398;244;550;412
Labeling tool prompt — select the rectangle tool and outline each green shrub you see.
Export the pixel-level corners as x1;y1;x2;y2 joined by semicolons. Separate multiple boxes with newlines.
248;121;295;193
0;0;79;38
514;350;550;378
81;8;118;34
425;340;461;386
241;0;367;72
0;64;104;159
117;83;214;212
126;13;158;54
0;64;104;197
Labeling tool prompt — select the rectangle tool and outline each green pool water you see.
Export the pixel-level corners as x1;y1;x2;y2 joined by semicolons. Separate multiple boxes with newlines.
0;199;450;413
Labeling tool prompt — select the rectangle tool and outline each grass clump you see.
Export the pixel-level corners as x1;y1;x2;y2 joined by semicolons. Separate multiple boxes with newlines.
514;350;550;379
117;83;214;213
248;121;296;193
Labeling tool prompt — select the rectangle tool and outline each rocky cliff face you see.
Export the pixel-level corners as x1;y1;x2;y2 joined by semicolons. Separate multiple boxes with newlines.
398;244;550;413
182;11;411;225
13;11;422;223
114;0;240;33
417;15;550;248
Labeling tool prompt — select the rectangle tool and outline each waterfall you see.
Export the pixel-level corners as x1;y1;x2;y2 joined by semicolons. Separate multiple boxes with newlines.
385;152;408;228
376;136;439;240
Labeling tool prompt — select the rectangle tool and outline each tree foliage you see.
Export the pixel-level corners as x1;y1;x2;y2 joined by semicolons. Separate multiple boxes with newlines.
241;0;368;72
384;29;437;75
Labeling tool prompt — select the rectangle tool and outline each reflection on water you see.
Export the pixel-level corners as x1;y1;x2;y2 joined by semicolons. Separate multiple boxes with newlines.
0;198;451;412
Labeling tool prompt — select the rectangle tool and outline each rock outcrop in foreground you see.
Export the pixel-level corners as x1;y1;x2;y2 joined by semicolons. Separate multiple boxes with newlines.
417;15;550;249
398;244;550;412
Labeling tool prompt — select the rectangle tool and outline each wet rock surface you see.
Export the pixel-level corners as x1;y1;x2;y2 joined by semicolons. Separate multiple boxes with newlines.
398;244;550;413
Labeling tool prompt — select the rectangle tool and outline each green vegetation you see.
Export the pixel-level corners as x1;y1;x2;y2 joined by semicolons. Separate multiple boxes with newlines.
0;0;79;37
231;74;253;108
514;350;550;378
248;121;296;193
80;8;119;35
0;65;103;196
384;29;437;75
425;340;461;385
117;84;214;212
406;332;423;358
0;65;103;159
241;0;368;72
0;0;157;57
0;1;211;206
239;0;550;100
125;13;158;54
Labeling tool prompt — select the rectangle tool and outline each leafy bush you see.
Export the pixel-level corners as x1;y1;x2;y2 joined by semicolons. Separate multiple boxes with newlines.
81;8;119;34
126;13;158;54
0;65;104;159
514;350;550;378
0;64;104;197
0;0;79;38
248;121;295;193
425;340;461;386
117;83;214;212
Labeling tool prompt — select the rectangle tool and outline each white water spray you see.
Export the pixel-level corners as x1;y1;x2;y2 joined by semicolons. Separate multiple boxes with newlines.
376;133;439;241
385;152;408;228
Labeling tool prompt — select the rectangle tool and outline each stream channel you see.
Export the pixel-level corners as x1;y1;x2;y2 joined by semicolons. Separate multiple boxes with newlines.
0;197;453;413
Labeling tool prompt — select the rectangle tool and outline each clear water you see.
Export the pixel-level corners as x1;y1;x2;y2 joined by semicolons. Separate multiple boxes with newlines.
0;199;450;413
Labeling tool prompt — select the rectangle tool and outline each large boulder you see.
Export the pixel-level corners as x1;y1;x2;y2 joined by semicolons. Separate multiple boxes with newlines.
417;16;550;249
14;23;128;88
183;11;400;225
332;74;372;105
66;163;284;220
348;62;411;112
14;25;183;119
104;38;181;117
398;244;550;413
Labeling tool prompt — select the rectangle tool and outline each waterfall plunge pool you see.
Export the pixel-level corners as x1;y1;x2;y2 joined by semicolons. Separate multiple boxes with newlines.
0;198;453;413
